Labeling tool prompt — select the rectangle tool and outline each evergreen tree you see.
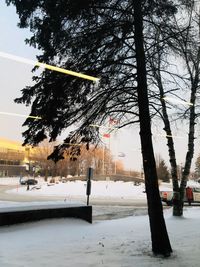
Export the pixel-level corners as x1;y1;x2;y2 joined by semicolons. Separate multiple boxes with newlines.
5;0;178;256
157;158;170;182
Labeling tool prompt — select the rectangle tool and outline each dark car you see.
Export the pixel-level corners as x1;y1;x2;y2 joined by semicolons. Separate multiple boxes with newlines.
20;179;38;185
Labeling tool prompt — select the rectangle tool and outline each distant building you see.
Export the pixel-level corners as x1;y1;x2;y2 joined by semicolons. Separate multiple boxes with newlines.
0;137;29;177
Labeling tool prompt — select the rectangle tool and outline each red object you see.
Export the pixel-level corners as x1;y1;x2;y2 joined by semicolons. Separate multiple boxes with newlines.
186;187;193;200
163;192;168;200
103;133;110;138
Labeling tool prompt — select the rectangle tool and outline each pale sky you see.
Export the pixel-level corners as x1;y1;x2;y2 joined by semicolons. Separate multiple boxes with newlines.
0;1;199;172
0;2;37;138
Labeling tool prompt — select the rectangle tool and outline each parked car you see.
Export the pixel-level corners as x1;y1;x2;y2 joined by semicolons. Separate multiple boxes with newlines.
20;178;38;185
160;187;200;206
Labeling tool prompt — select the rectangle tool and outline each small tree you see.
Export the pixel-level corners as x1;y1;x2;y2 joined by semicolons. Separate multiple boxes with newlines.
32;140;57;180
156;157;170;183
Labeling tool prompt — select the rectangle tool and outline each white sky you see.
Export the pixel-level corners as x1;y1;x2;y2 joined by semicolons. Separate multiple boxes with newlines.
0;178;200;266
0;2;200;172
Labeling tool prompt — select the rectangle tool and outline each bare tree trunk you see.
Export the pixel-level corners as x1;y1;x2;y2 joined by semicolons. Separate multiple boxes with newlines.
133;0;172;256
151;54;181;216
147;26;198;216
159;83;183;216
180;79;197;197
170;3;199;216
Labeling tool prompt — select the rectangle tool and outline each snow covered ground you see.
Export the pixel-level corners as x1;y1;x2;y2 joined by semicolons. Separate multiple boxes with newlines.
0;206;200;266
8;179;147;200
0;178;200;266
2;177;174;200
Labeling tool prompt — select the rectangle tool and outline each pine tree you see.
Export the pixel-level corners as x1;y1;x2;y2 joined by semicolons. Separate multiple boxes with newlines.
157;159;170;183
5;0;178;256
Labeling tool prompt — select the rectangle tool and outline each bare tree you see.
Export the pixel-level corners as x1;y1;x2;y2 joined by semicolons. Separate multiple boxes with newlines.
147;1;200;215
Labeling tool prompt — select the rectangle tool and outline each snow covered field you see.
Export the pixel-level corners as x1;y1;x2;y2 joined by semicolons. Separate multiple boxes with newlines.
9;180;147;200
2;177;174;200
0;178;200;266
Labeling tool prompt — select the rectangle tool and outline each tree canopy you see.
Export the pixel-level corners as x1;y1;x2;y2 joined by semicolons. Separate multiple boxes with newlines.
6;0;179;161
146;1;200;215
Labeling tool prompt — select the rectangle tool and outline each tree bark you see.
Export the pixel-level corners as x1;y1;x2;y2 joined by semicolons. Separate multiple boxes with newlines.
133;0;172;256
152;55;181;216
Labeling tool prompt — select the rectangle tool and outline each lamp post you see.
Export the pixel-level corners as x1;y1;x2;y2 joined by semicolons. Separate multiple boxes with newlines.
86;167;93;206
25;147;31;176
